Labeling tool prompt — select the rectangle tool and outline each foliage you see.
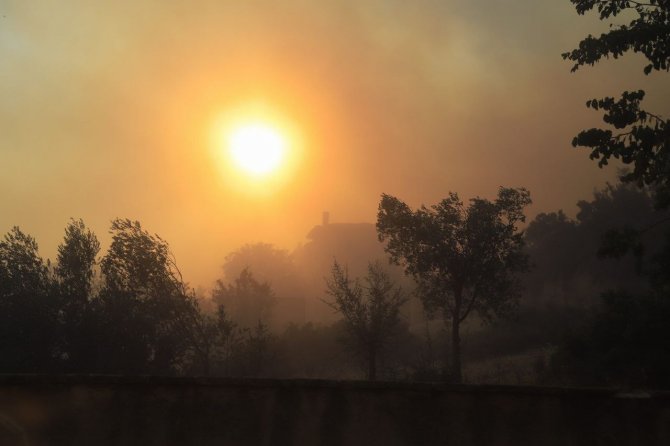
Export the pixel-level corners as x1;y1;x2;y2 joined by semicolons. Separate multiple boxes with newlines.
523;182;663;308
563;0;670;208
377;187;531;382
550;290;670;389
212;268;275;328
55;219;100;301
222;243;298;294
563;0;670;74
0;220;286;377
53;219;101;371
525;211;580;284
465;304;587;362
0;227;50;298
553;3;670;389
325;261;407;380
181;304;240;376
101;219;186;297
235;321;276;377
96;218;198;374
526;184;670;388
0;227;57;371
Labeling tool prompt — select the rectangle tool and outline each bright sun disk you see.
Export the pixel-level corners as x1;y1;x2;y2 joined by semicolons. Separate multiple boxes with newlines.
228;123;286;176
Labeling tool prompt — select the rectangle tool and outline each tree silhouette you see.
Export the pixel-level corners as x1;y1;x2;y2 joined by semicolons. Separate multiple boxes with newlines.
222;243;298;297
97;219;197;374
552;290;670;389
212;268;276;329
325;261;407;380
54;219;100;371
181;304;239;376
55;219;100;303
559;3;670;384
563;0;670;208
377;187;531;382
0;227;57;372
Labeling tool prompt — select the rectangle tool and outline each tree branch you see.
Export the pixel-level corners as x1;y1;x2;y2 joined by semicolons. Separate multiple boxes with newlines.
458;291;478;324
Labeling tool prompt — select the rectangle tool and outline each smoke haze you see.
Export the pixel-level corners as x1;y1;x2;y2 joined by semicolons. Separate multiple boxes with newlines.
1;0;668;287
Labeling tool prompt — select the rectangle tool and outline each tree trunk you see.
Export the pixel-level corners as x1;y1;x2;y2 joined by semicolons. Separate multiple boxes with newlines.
203;349;211;377
368;347;377;381
451;317;462;383
451;287;463;383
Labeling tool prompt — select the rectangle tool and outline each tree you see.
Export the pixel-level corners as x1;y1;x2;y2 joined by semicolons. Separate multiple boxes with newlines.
221;243;306;327
55;219;100;304
523;182;664;308
222;243;299;298
0;227;57;371
212;268;275;329
551;290;670;389
325;261;407;380
53;219;101;370
563;0;670;208
97;218;197;374
556;3;670;387
181;304;239;376
377;187;531;383
236;320;276;377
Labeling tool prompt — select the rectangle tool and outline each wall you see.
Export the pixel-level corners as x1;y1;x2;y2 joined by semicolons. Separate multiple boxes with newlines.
0;376;668;445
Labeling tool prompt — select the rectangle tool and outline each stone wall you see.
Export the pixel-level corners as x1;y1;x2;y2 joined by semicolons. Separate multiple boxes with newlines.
0;376;668;445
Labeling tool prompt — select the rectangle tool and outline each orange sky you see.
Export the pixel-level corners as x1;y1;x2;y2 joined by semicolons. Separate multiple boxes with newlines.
1;1;669;288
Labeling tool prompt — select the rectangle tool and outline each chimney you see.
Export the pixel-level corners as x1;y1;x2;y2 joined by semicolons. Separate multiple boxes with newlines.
322;211;330;226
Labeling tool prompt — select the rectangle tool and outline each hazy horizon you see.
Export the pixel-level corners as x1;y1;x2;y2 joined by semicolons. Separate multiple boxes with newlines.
2;0;669;288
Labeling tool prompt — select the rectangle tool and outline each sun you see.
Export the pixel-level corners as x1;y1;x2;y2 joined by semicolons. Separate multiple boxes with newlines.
209;102;303;194
227;123;287;176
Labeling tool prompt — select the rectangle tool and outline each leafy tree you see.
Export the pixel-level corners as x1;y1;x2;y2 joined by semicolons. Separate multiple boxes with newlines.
53;219;101;370
554;3;670;389
551;290;670;389
222;243;306;327
525;211;579;287
0;227;57;371
0;227;50;297
523;182;663;309
563;0;670;208
578;181;670;271
325;261;407;380
235;320;276;377
212;268;275;329
181;304;239;376
55;219;100;304
222;243;300;297
377;187;531;383
101;219;187;297
97;219;197;374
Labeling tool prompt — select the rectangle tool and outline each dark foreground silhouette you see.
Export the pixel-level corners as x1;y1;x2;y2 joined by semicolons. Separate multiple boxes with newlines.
0;375;668;446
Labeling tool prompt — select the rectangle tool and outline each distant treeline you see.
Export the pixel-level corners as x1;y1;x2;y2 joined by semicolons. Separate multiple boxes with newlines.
1;182;669;388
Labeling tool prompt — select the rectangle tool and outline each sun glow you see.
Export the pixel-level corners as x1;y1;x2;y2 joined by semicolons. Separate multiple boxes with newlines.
210;102;304;195
228;123;286;176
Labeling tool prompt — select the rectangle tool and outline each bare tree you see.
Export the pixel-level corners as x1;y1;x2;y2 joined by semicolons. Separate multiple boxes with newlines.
325;261;407;380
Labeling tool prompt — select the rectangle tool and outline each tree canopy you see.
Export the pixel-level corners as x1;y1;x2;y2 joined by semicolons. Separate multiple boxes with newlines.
212;268;276;329
96;218;198;374
563;0;670;75
377;187;531;382
0;227;56;372
553;2;670;388
563;0;670;208
54;219;101;371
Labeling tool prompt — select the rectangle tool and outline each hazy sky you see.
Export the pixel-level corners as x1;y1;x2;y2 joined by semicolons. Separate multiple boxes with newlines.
1;0;668;287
